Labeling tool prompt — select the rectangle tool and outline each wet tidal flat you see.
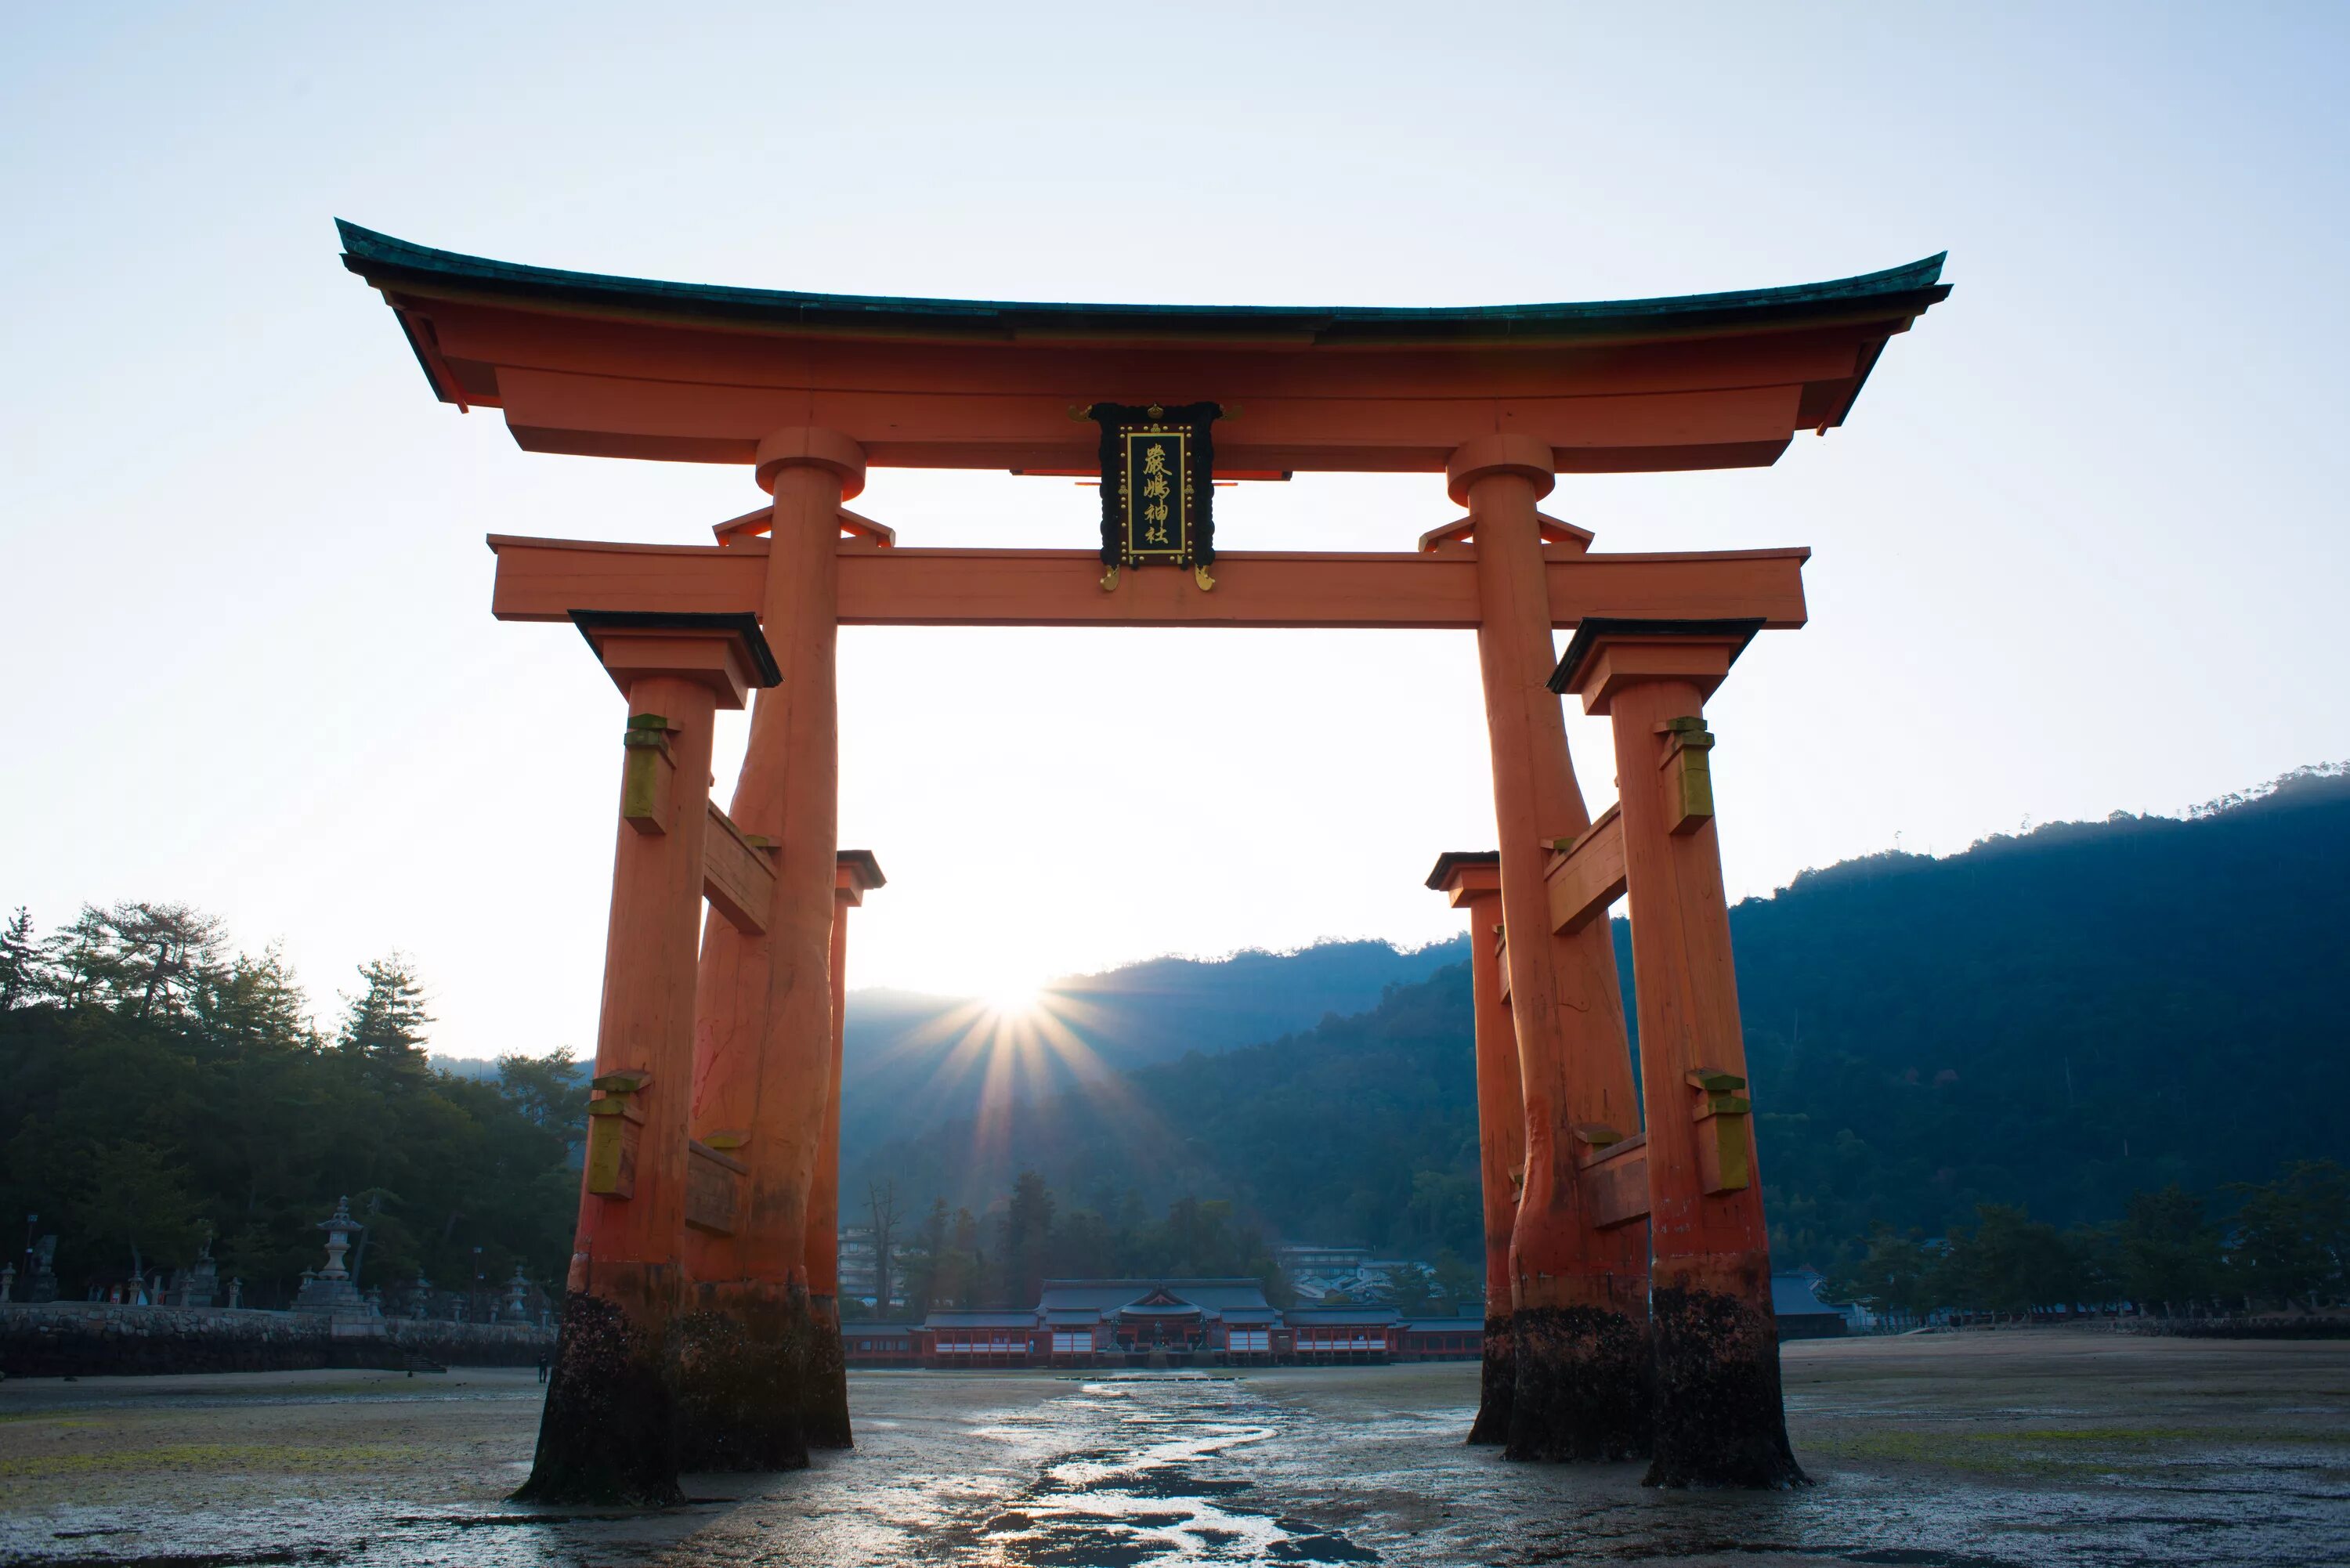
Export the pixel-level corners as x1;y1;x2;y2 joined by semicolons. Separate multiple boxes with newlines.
1;1331;2346;1566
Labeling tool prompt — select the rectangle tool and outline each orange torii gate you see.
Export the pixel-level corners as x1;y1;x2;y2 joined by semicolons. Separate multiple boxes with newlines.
338;222;1947;1501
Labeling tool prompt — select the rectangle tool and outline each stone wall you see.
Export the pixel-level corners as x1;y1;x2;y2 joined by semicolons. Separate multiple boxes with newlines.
0;1302;557;1378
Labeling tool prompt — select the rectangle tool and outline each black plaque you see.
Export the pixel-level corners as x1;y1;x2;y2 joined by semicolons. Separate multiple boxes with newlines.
1091;403;1220;576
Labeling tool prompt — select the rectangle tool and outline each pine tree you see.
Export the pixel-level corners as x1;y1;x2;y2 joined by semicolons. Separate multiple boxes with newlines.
0;907;45;1010
339;954;434;1080
202;941;317;1053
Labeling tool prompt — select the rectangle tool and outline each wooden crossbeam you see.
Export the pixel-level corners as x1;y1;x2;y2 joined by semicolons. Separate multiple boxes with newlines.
1577;1131;1650;1229
1546;804;1628;935
701;802;776;935
488;535;1810;632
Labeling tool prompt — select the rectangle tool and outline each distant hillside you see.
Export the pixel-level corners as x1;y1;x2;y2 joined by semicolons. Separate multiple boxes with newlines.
836;937;1467;1168
852;769;2350;1266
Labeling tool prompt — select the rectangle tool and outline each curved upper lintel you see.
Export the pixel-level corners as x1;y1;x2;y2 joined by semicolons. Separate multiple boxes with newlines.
336;219;1947;349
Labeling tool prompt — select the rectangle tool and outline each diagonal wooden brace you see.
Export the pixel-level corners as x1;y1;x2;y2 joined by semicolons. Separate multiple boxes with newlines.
1545;804;1627;935
701;802;778;934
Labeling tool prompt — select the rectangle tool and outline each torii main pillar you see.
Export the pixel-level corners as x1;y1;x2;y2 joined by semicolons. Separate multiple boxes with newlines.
1453;435;1650;1462
1426;851;1522;1446
802;847;887;1450
515;614;770;1506
676;427;862;1472
1555;620;1804;1489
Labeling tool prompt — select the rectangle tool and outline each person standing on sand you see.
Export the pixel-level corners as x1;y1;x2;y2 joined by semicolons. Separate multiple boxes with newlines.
536;1353;548;1384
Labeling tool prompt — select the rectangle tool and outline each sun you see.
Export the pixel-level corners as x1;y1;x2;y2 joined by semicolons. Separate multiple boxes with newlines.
981;979;1043;1019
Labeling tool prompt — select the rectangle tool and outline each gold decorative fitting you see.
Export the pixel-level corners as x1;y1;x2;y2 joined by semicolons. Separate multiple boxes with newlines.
1656;714;1716;835
584;1070;652;1197
1099;565;1120;592
1193;565;1215;592
1686;1064;1752;1193
620;715;678;836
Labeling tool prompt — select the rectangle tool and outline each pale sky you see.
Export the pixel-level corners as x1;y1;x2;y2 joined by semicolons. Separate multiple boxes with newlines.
5;5;2345;1059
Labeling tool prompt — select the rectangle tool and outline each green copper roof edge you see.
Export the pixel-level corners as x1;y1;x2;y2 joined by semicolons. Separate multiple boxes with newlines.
335;219;1948;337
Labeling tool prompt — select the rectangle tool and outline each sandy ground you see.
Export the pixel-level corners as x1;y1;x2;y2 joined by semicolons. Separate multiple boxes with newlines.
0;1329;2345;1566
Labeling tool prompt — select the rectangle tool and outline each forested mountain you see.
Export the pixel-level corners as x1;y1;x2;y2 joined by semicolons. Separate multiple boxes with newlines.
9;768;2341;1305
854;768;2350;1269
835;937;1467;1165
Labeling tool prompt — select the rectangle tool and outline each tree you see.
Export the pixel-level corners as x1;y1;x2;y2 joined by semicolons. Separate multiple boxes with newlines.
999;1170;1056;1307
1940;1204;2083;1319
497;1047;588;1129
949;1208;983;1308
0;907;46;1010
340;955;433;1080
72;1141;200;1281
1376;1262;1437;1316
900;1198;952;1317
110;903;226;1022
2227;1161;2350;1310
42;903;223;1017
1821;1227;1939;1327
2119;1187;2221;1315
867;1180;900;1313
1430;1248;1480;1315
201;941;316;1053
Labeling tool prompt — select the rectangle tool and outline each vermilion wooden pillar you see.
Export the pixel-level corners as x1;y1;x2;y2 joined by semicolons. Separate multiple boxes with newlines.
678;426;863;1472
1453;435;1650;1461
515;614;768;1506
803;847;886;1450
1555;619;1803;1489
1426;851;1522;1446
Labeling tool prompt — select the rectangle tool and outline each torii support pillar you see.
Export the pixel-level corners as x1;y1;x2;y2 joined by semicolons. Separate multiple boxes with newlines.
1554;620;1805;1490
803;848;887;1450
678;427;864;1472
515;613;772;1506
1453;435;1650;1462
1426;851;1522;1446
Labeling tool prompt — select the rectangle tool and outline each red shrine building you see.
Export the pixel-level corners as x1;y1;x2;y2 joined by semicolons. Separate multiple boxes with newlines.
842;1279;1485;1369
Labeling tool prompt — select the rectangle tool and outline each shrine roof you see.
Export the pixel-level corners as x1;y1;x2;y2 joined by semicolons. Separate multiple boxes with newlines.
1425;850;1501;891
1035;1278;1272;1312
1284;1307;1401;1324
338;220;1947;349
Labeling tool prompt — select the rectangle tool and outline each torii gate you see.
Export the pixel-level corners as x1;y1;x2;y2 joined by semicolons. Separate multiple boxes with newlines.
338;222;1947;1501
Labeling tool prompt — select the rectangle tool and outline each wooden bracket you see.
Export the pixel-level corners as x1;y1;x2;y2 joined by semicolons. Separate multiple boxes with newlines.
1416;511;1595;555
713;504;898;548
584;1070;652;1198
702;802;779;934
1686;1065;1752;1192
1546;804;1627;935
685;1138;747;1235
620;714;677;834
1576;1131;1650;1228
1657;716;1716;836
